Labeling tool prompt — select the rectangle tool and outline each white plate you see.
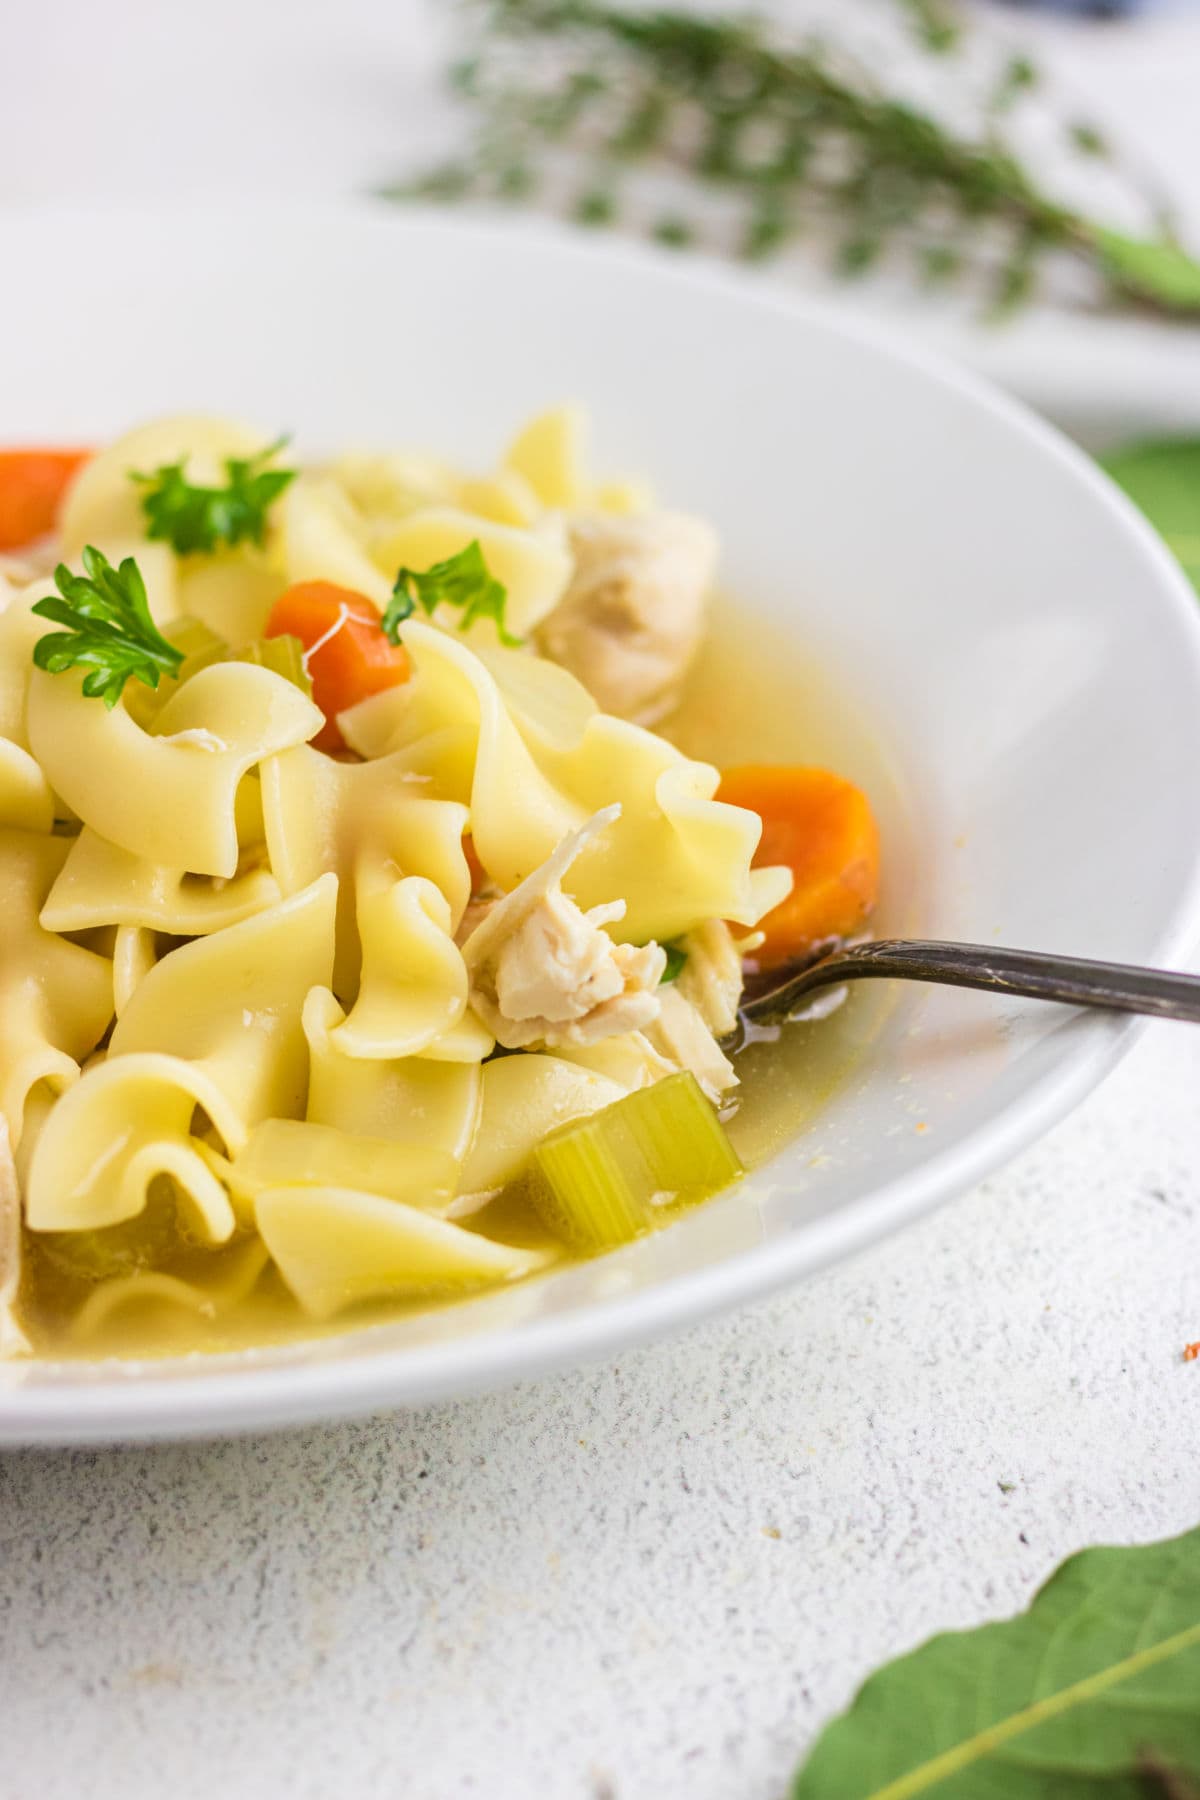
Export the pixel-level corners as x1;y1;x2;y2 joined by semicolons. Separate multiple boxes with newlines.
4;204;1200;1444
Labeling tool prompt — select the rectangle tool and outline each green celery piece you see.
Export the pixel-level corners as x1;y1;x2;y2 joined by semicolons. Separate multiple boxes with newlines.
236;633;314;698
531;1071;743;1253
1099;437;1200;596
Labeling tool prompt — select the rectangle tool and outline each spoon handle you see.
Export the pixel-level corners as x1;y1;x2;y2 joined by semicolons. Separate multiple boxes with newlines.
749;938;1200;1025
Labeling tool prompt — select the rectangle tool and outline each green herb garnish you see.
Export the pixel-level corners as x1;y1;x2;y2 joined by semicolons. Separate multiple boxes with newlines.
383;540;522;646
660;943;689;984
131;437;296;555
31;546;184;709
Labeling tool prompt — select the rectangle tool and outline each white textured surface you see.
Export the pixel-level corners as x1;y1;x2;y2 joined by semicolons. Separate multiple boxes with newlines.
2;1024;1198;1799
3;4;1200;1795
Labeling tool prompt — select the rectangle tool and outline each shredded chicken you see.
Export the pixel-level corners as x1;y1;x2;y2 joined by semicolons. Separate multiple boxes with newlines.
0;1116;30;1359
553;1029;678;1092
536;511;718;726
675;919;744;1040
646;987;738;1103
462;805;667;1049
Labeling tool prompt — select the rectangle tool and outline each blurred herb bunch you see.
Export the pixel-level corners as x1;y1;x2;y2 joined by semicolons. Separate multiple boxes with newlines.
386;0;1200;319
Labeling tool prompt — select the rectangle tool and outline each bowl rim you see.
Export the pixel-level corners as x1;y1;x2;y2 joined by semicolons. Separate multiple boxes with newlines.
4;204;1200;1444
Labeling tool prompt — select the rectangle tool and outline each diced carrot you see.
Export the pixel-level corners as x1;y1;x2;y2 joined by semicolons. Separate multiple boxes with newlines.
0;449;91;550
265;581;410;753
717;764;880;966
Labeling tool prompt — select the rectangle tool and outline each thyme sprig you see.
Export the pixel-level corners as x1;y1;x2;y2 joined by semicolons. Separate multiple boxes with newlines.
386;0;1200;320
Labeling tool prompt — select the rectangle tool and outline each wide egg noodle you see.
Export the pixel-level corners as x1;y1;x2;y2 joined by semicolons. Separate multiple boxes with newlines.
342;621;586;889
260;744;472;998
0;738;54;833
278;473;393;609
303;988;481;1166
255;1185;549;1321
503;406;589;510
0;830;113;1150
286;441;570;638
329;857;493;1064
109;874;337;1137
27;661;323;879
457;1053;627;1200
174;550;284;644
40;824;281;936
454;470;541;530
225;1119;458;1216
0;583;49;750
112;924;158;1016
330;449;458;524
23;876;337;1238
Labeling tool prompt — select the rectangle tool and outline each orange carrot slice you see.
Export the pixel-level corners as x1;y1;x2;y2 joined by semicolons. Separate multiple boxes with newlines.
265;581;410;753
718;764;880;966
0;448;91;551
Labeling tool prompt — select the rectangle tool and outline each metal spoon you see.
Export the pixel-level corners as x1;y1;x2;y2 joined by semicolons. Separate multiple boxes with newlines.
727;938;1200;1049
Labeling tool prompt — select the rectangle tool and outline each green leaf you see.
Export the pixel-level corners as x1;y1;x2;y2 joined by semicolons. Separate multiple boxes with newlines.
792;1524;1200;1798
383;540;522;647
132;437;296;555
1099;438;1200;596
1093;229;1200;316
31;545;184;709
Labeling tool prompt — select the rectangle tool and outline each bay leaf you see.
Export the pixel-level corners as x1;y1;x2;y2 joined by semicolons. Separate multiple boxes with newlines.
792;1525;1200;1798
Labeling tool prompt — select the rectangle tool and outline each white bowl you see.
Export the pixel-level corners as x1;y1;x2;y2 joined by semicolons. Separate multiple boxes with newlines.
4;204;1200;1444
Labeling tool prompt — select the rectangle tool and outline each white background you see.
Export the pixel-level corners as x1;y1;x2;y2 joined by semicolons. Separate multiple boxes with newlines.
3;5;1200;1797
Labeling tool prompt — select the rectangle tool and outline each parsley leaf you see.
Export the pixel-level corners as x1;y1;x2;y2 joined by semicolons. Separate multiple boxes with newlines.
383;540;522;647
660;943;689;985
131;437;296;555
31;546;184;709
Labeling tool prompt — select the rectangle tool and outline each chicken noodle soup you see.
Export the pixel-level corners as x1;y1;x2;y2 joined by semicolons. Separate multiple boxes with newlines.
0;410;884;1357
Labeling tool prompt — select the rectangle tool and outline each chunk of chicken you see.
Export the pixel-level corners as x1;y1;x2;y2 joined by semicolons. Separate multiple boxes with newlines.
461;805;667;1050
675;918;744;1040
646;987;737;1103
536;510;718;726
